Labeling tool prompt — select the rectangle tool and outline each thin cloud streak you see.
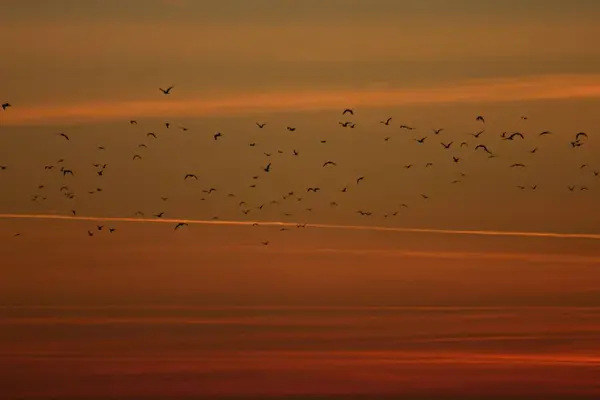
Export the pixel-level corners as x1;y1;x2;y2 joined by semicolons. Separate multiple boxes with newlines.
4;74;600;125
229;246;600;264
2;213;600;240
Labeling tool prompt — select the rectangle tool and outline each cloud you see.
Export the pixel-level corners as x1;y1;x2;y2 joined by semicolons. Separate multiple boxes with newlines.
1;212;600;240
3;74;600;125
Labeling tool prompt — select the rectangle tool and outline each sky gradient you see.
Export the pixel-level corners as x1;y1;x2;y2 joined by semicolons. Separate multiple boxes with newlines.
1;1;600;398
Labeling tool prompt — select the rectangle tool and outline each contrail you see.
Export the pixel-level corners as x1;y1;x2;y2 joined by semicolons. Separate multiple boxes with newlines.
1;213;600;240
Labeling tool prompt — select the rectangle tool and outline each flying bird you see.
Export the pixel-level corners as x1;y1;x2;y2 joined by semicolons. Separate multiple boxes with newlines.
256;122;266;128
380;117;392;125
263;162;271;172
184;174;198;180
476;115;485;123
475;144;492;154
433;128;444;135
322;161;337;167
59;133;70;140
342;108;354;115
1;103;11;110
214;132;223;140
575;132;588;141
356;176;365;184
441;141;453;149
505;132;525;140
510;163;526;168
159;86;174;94
286;126;296;131
147;132;157;138
174;223;188;231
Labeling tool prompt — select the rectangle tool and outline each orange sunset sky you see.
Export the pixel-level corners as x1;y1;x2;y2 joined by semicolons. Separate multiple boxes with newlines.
1;0;600;399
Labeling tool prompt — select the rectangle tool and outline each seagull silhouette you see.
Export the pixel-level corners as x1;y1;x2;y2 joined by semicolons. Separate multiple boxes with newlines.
159;86;174;94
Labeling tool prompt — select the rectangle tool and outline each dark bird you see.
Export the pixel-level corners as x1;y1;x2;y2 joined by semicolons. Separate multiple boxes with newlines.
286;126;296;131
1;103;11;110
475;144;492;154
59;133;70;140
452;157;461;163
159;86;174;95
415;137;427;144
256;122;266;128
44;165;54;170
342;108;354;115
575;132;588;141
539;131;552;136
249;142;256;147
505;132;525;140
132;155;142;160
323;161;337;167
264;152;271;157
174;222;188;231
510;163;526;168
154;212;165;218
471;130;484;138
214;132;223;140
138;143;147;148
263;162;272;172
433;128;444;135
306;187;321;192
404;164;412;169
62;169;74;176
476;115;485;123
530;147;538;154
109;228;116;233
356;176;365;184
460;142;468;148
400;125;415;130
203;188;217;194
425;162;433;167
165;122;170;128
441;141;453;149
147;132;157;138
341;186;348;192
184;174;198;180
87;230;94;237
97;225;103;231
261;241;269;246
421;194;429;199
339;121;352;127
293;149;299;156
380;117;392;125
129;120;137;125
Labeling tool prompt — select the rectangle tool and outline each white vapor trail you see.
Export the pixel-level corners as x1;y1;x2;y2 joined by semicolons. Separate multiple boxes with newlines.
1;213;600;240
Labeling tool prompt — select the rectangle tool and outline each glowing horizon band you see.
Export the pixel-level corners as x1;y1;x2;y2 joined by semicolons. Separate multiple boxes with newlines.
1;213;599;240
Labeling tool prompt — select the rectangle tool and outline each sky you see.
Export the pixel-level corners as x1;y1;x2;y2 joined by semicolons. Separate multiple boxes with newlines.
1;0;600;398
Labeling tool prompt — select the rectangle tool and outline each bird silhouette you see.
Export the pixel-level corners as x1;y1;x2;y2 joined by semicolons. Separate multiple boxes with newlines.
174;222;188;231
159;86;174;94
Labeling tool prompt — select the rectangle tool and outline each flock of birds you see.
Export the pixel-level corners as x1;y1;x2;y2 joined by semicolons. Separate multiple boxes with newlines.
1;86;598;245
